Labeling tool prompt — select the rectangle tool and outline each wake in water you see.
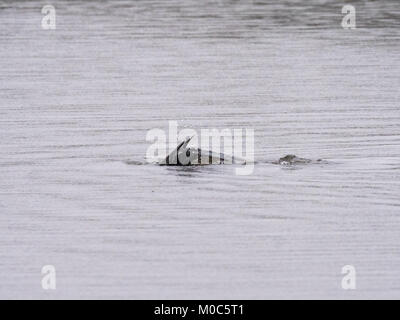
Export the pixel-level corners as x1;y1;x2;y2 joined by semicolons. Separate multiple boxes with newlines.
124;154;330;167
124;159;149;166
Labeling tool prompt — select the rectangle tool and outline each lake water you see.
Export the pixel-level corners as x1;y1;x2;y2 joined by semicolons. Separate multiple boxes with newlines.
0;0;399;299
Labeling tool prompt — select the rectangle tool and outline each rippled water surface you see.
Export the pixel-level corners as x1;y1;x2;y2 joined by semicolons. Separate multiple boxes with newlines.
1;0;400;299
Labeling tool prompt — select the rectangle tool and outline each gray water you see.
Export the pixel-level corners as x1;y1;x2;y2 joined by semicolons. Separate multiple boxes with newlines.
1;0;400;299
